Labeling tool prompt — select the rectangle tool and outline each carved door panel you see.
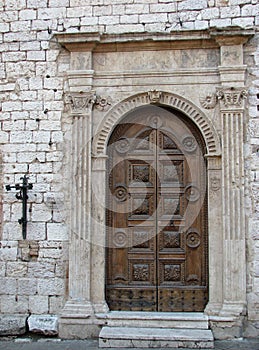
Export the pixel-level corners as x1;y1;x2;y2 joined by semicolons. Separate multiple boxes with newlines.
106;109;208;312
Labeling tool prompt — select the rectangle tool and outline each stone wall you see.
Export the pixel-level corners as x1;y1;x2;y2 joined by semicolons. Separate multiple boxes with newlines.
0;0;258;338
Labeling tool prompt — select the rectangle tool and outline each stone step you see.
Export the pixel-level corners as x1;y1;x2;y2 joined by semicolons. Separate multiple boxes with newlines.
96;311;209;329
99;326;214;348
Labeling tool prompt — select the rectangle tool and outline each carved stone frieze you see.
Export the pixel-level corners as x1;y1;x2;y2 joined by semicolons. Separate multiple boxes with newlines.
216;87;247;110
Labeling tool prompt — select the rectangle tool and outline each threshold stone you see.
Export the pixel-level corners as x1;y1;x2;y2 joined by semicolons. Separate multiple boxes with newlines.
99;326;214;348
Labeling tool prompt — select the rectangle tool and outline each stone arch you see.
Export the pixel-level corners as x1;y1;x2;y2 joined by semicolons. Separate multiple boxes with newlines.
93;91;221;156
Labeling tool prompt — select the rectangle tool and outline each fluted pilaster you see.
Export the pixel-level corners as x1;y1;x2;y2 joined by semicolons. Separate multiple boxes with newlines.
218;87;247;316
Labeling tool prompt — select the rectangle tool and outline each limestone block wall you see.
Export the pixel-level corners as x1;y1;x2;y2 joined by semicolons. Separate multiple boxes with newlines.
0;0;258;337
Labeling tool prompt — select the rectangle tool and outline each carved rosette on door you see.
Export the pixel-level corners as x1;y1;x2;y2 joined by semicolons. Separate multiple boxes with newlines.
106;106;208;312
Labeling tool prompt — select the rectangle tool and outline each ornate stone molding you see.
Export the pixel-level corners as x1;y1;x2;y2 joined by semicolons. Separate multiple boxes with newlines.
216;87;247;110
93;91;221;156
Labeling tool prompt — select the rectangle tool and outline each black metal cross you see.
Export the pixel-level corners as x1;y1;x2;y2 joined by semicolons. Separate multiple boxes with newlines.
6;175;33;239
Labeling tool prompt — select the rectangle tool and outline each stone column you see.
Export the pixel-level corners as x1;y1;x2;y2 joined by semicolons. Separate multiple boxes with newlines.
59;91;99;338
91;155;109;313
213;31;251;318
217;87;247;317
205;156;223;316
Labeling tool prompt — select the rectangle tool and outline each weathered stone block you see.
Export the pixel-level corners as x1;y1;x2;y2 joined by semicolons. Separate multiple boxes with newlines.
0;277;17;294
37;278;65;296
47;223;68;241
27;315;58;336
29;295;49;314
18;278;37;295
19;9;37;20
220;5;240;18
178;0;207;10
49;296;65;314
26;223;46;241
0;315;28;336
27;0;47;7
11;20;31;32
38;7;66;19
0;242;18;261
1;295;29;314
27;50;46;61
2;101;22;112
0;262;6;277
28;261;55;278
31;203;52;222
232;16;254;27
125;4;149;14
67;6;92;18
6;262;28;277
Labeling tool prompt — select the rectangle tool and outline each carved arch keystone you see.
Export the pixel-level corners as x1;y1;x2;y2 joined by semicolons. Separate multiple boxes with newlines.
93;91;221;156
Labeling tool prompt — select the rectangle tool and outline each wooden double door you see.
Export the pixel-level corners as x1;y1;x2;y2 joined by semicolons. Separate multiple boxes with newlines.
106;107;208;312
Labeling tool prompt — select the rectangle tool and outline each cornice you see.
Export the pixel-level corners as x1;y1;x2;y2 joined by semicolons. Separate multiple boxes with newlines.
55;27;255;53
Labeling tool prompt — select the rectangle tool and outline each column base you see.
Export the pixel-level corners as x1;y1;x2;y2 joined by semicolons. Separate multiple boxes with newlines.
93;301;109;313
204;302;222;316
59;300;99;339
207;302;246;340
219;301;246;317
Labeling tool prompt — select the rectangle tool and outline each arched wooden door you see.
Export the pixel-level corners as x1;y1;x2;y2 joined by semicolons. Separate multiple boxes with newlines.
106;106;208;312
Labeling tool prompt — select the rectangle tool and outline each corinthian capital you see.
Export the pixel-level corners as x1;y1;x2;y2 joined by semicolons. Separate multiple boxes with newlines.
216;87;247;110
65;91;97;115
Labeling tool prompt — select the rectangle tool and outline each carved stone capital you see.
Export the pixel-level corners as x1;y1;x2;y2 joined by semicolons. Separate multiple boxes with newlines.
65;91;96;115
216;87;247;110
